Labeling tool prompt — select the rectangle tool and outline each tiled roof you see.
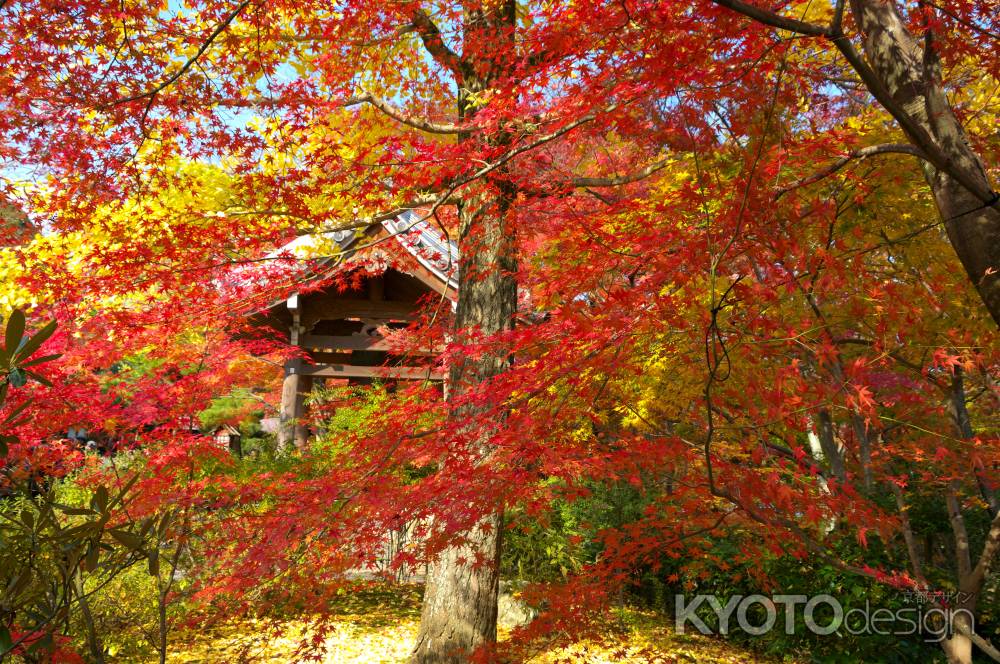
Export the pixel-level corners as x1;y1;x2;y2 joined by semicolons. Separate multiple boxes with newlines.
269;211;458;291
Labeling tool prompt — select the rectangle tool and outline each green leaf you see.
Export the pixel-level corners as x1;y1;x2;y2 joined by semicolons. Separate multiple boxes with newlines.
13;319;57;363
23;369;52;387
55;504;97;516
4;309;24;355
0;624;12;655
106;473;140;511
26;631;53;654
85;542;100;571
59;522;100;540
2;398;30;425
19;353;60;369
0;623;12;652
158;510;174;538
109;529;143;550
6;569;30;597
91;486;109;514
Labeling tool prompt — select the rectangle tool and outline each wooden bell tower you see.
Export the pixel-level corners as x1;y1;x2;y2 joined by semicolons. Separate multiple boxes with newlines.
254;214;457;450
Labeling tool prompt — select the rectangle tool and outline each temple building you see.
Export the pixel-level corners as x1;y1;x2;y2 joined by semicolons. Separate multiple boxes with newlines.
251;211;457;449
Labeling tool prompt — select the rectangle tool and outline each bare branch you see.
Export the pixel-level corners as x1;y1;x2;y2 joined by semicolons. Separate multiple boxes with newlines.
346;92;462;135
828;32;998;208
410;7;465;80
571;157;672;188
967;507;1000;593
210;91;463;134
831;0;847;35
269;22;418;47
923;0;1000;42
776;143;928;197
456;102;622;189
948;486;973;580
891;483;927;583
710;0;828;37
714;0;1000;210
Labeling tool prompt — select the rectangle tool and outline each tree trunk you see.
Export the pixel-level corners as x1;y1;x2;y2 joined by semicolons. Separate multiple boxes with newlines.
411;3;519;656
815;409;846;483
941;608;974;664
412;518;504;662
849;0;1000;325
946;367;999;517
410;183;518;661
74;571;105;664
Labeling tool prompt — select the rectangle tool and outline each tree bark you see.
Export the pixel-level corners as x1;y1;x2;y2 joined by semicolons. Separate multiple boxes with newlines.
947;367;999;517
816;409;846;483
411;3;519;661
848;0;1000;325
940;487;1000;664
411;186;518;662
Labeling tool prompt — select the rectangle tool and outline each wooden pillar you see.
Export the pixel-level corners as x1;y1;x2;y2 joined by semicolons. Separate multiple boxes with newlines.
278;359;301;451
294;374;312;450
279;291;314;451
278;359;314;452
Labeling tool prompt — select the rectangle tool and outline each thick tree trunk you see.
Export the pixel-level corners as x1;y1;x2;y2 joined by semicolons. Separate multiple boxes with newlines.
411;2;519;660
411;187;518;662
847;8;999;659
412;519;503;662
849;0;1000;325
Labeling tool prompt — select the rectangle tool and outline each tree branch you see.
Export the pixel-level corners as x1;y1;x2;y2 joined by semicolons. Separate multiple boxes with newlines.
827;29;999;208
269;22;418;47
571;156;672;188
713;0;1000;210
891;483;926;583
831;0;847;35
107;0;255;107
947;485;973;580
710;0;828;36
923;0;1000;42
346;92;462;134
410;7;465;80
967;507;1000;593
776;143;928;197
454;102;622;190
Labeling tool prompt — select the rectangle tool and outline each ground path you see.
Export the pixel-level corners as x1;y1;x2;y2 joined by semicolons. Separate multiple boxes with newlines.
166;586;792;663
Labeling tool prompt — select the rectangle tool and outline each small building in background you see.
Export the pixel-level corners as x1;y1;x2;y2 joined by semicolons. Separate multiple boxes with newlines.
251;211;457;450
212;424;243;457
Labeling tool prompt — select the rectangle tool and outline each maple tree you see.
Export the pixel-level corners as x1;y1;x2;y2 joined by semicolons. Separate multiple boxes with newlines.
0;1;997;663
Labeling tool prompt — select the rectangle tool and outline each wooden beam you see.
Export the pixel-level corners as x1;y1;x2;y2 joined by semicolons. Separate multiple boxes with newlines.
299;363;444;381
301;300;421;328
301;334;440;354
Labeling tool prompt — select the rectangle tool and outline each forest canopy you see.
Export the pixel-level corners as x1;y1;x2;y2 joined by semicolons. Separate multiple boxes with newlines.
0;1;997;662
